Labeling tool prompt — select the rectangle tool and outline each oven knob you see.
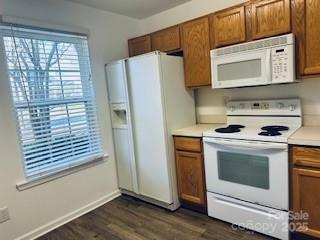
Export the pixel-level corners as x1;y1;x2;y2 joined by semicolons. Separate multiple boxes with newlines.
289;104;296;111
277;103;284;109
239;104;245;109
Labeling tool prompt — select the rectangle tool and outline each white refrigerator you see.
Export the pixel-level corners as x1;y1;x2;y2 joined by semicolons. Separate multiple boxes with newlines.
106;51;195;210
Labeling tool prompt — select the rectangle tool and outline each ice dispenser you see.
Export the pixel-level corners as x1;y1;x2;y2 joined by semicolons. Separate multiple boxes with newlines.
111;103;128;128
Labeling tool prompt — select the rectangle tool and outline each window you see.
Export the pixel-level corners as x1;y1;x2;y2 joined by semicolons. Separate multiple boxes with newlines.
0;25;103;179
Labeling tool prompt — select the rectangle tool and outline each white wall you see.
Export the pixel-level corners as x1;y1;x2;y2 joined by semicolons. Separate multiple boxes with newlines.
0;0;140;239
140;0;246;33
195;80;320;124
140;0;320;125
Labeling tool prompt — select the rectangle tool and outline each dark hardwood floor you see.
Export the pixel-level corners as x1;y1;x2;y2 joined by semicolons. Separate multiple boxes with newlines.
38;195;272;240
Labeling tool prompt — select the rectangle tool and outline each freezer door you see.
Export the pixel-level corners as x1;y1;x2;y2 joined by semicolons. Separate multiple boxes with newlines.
127;53;172;204
113;129;134;191
106;61;137;193
106;60;127;103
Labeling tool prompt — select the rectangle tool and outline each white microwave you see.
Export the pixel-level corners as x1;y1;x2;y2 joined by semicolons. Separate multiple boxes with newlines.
211;33;296;89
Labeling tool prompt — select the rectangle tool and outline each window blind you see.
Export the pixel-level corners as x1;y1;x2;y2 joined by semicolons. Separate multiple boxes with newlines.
0;25;103;178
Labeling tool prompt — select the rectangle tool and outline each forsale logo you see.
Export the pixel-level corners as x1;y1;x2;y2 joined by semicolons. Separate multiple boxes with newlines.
231;210;309;233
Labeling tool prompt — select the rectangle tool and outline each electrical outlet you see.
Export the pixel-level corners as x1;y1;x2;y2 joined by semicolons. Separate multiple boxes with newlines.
0;207;10;223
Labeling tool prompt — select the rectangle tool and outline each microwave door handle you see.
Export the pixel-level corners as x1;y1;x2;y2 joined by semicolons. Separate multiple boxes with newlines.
204;138;287;151
265;48;272;82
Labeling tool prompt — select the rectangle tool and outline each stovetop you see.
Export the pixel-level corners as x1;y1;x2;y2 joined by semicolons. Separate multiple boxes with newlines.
204;124;300;143
203;98;302;143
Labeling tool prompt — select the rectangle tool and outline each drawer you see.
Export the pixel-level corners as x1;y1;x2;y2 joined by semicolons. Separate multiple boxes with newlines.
174;137;202;152
207;192;289;240
292;146;320;169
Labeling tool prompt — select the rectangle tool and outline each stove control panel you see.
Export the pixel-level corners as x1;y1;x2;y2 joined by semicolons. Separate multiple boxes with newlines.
251;102;270;110
227;99;301;116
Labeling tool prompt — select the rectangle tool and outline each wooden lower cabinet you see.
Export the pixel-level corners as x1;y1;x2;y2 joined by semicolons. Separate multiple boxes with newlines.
292;146;320;168
174;136;206;211
292;168;320;238
291;146;320;238
175;151;205;205
174;136;201;152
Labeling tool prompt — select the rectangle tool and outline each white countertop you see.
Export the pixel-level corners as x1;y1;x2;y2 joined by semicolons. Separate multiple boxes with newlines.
289;126;320;147
173;125;320;146
172;124;223;137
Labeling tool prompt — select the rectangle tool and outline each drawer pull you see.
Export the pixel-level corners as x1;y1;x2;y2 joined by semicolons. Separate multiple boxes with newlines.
174;137;201;152
295;159;320;168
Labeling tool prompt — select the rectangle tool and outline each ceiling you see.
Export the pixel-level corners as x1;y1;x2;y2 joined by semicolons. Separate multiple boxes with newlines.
64;0;191;19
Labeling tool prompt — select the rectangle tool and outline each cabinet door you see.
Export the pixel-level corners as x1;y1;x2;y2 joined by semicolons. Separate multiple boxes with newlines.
175;151;206;206
182;17;211;88
211;6;246;48
251;0;291;40
292;0;320;77
128;35;152;57
151;26;181;52
293;168;320;238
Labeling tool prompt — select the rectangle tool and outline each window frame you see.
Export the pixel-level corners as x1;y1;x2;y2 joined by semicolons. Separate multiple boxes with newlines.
0;24;106;188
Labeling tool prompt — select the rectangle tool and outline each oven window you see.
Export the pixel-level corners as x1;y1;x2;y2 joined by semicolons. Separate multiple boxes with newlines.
217;59;262;81
217;151;269;189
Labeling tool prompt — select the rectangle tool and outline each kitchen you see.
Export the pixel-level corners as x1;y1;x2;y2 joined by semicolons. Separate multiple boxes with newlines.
0;0;319;240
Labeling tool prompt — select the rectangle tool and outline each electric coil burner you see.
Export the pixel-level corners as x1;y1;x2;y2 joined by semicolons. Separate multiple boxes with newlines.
215;128;240;133
215;124;245;133
228;125;245;129
261;125;290;131
258;131;282;136
259;125;290;137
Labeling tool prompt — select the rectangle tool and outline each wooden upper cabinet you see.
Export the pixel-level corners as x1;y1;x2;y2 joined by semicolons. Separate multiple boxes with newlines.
151;26;181;52
175;150;206;206
182;17;211;88
211;5;247;48
128;35;152;57
292;0;320;77
293;168;320;238
251;0;291;40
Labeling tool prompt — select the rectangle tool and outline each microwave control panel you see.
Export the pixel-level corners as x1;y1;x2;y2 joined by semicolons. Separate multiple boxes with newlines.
271;45;295;83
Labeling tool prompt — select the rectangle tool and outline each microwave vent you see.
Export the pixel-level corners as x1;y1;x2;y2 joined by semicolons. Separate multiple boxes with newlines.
215;34;293;56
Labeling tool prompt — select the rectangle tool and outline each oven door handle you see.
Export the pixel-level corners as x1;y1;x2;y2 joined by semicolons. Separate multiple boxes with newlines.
203;137;287;151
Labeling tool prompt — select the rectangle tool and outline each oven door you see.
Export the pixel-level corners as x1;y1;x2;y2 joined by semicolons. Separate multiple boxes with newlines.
203;137;288;210
212;49;271;89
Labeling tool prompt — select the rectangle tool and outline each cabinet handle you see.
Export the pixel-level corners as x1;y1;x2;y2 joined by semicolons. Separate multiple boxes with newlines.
295;160;320;168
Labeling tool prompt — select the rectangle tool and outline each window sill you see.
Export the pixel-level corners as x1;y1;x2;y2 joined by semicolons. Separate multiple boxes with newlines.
16;154;109;191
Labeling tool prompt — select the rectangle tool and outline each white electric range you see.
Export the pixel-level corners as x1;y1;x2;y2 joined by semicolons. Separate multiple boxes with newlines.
203;98;302;240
